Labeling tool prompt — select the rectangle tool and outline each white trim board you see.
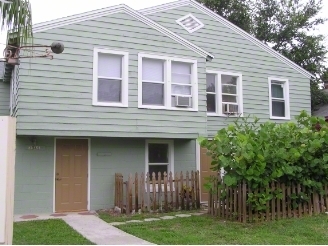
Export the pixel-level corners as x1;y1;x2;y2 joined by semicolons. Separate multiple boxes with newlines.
53;137;91;213
32;4;214;60
139;0;314;79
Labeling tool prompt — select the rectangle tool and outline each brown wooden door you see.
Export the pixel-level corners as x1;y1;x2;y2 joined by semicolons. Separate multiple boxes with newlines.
55;139;88;212
200;146;217;202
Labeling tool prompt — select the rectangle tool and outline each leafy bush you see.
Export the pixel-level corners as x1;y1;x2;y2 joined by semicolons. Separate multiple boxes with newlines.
199;111;328;210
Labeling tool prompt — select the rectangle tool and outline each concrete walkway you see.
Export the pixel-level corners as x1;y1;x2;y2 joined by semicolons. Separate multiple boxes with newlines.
14;211;206;245
14;212;154;245
63;215;154;245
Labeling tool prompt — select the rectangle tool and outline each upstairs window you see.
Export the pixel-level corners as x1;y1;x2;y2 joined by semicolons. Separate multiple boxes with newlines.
206;71;243;116
269;78;290;119
93;48;128;107
138;53;198;111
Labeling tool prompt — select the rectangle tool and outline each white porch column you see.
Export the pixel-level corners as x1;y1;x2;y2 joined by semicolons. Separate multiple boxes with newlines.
0;117;16;245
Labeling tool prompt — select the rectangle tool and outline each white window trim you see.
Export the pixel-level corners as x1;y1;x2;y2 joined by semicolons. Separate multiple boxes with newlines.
138;53;198;111
206;70;243;117
145;139;174;192
176;13;204;33
268;77;290;120
92;48;129;107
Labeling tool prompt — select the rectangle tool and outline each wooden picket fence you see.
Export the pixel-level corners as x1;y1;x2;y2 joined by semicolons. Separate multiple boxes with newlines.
115;170;200;214
208;176;328;222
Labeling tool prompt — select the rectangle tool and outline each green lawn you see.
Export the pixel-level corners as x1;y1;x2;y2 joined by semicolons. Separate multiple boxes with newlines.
115;214;328;245
13;219;94;245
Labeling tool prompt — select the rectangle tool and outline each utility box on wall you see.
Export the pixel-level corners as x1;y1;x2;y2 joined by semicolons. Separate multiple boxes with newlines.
0;117;16;245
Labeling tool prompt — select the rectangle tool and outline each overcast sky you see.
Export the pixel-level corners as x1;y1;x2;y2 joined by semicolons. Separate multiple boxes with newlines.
0;0;327;58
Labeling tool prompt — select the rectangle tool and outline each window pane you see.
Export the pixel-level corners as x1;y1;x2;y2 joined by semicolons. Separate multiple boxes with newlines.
207;94;216;112
272;100;285;117
142;82;164;105
206;74;216;92
222;95;237;103
143;58;164;82
149;165;168;180
222;75;237;85
148;143;169;163
172;73;191;84
222;85;237;94
271;83;284;98
171;85;191;95
172;61;191;74
98;78;121;102
98;53;122;78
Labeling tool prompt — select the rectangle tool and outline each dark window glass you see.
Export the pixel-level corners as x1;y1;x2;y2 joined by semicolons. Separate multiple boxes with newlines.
148;143;168;163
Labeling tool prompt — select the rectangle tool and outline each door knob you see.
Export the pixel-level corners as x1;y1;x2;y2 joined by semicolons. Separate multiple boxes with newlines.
56;178;62;181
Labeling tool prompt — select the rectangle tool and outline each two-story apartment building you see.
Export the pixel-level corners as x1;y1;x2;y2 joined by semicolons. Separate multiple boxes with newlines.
0;0;312;215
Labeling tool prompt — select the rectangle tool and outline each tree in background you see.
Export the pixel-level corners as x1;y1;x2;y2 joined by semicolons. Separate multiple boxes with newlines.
197;0;328;112
0;0;33;45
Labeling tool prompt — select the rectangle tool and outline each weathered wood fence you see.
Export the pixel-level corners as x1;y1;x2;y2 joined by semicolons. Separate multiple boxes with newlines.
115;171;200;214
208;176;328;222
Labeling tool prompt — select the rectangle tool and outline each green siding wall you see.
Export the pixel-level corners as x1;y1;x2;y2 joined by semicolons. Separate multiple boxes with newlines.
15;137;54;214
14;137;196;214
90;138;196;210
146;5;311;137
0;82;10;116
17;12;207;138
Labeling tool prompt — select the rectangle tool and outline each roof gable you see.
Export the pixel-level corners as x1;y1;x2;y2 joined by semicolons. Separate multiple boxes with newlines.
33;4;213;60
140;0;314;79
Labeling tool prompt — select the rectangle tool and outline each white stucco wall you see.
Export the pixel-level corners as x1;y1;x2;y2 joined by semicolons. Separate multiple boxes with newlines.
0;117;16;245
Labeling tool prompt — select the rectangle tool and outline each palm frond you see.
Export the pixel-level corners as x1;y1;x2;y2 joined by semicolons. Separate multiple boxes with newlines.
0;0;33;45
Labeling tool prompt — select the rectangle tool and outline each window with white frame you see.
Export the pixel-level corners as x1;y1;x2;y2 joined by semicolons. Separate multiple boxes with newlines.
138;54;198;111
93;48;128;107
146;140;173;180
269;78;290;119
206;71;243;116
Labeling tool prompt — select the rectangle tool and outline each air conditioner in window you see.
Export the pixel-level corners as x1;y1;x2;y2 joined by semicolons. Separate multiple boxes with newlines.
175;96;191;107
223;103;238;115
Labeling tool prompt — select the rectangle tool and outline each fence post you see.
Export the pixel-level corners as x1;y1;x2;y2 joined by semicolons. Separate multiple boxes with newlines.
125;181;130;215
175;172;179;210
169;172;173;210
242;181;247;223
186;171;190;210
196;171;200;209
271;181;276;220
140;172;144;212
297;183;302;216
281;183;286;219
129;174;133;213
158;172;162;211
180;172;185;210
164;172;168;212
146;172;150;212
135;172;138;213
191;171;195;209
152;172;156;212
276;182;281;220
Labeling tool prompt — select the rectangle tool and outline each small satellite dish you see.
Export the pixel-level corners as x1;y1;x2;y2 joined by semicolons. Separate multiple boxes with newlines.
50;42;64;54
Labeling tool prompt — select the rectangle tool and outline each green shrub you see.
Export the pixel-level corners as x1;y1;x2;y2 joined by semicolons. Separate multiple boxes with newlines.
199;111;328;210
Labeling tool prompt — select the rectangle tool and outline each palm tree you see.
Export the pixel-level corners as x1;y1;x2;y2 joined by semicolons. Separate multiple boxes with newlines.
0;0;33;45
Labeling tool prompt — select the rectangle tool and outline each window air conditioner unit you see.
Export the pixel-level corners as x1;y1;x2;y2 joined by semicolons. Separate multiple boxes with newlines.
175;96;191;107
223;103;238;114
